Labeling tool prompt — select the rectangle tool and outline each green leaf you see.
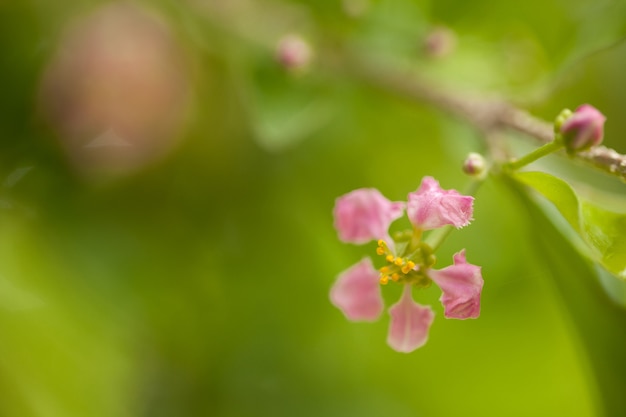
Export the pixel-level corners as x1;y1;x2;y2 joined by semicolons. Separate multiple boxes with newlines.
237;56;336;152
250;93;334;152
504;176;626;416
552;2;626;79
514;171;582;234
582;203;626;278
514;171;626;281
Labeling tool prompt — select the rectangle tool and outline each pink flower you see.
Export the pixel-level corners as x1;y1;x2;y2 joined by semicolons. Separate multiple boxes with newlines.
330;179;482;353
428;250;483;319
560;104;606;151
407;177;474;230
387;285;435;352
330;258;384;321
333;188;404;244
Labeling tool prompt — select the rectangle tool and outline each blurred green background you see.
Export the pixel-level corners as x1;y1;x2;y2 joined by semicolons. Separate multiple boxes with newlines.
1;0;626;416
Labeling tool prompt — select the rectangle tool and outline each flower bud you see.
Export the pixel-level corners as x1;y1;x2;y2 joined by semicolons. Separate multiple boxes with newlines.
422;26;456;59
560;104;606;152
276;34;312;71
553;108;572;134
462;152;486;177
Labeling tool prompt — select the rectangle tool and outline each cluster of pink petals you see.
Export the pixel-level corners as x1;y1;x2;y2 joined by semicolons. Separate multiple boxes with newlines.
330;177;483;353
560;104;606;151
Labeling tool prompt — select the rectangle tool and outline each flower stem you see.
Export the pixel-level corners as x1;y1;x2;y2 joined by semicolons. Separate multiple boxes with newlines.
426;225;453;253
504;139;563;171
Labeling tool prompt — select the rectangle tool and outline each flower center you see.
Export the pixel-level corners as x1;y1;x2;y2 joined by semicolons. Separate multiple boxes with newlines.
376;239;433;288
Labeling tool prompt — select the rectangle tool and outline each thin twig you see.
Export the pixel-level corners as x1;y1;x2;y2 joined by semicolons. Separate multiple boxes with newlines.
186;1;626;181
347;56;626;181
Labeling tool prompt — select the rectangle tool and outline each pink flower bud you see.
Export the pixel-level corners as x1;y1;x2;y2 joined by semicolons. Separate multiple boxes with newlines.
276;34;312;71
462;152;486;177
560;104;606;151
333;188;404;244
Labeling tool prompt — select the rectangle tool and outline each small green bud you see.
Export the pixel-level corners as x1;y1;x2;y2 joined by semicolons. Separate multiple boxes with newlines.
553;108;573;134
463;152;487;177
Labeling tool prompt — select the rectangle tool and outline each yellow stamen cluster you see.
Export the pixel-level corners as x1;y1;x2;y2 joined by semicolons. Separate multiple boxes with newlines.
376;240;417;285
401;261;416;274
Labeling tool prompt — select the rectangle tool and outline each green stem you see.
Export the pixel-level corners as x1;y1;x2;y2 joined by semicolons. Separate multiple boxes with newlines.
504;140;563;171
405;229;423;254
426;225;453;253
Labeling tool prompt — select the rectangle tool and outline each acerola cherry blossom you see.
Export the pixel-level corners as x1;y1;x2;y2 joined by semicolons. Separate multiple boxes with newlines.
333;188;404;244
560;104;606;152
407;176;474;230
330;177;483;353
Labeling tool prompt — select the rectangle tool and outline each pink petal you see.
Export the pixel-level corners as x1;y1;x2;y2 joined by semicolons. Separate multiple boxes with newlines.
407;177;473;230
428;250;483;319
387;285;435;353
330;258;384;321
333;188;404;244
560;104;606;151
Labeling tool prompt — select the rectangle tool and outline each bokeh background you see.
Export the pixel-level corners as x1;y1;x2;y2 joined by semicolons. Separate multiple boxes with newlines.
1;1;626;416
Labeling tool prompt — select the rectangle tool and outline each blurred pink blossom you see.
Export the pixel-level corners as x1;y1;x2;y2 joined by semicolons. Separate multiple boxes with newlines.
39;3;192;177
276;34;313;71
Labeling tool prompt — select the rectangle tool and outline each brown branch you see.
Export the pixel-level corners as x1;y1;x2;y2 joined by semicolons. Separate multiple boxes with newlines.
347;57;626;181
188;2;626;180
579;147;626;179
